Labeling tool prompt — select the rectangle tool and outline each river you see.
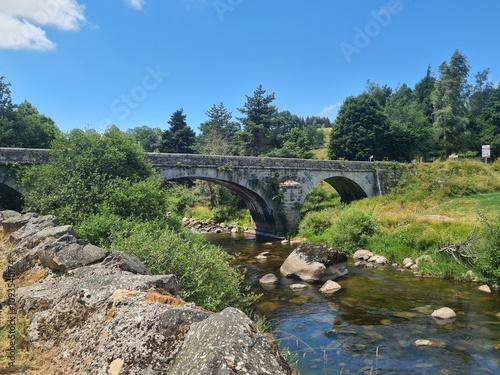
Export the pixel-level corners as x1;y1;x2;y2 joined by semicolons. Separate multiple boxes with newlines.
205;233;500;375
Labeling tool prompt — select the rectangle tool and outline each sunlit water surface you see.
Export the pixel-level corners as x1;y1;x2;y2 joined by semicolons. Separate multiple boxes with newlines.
205;233;500;375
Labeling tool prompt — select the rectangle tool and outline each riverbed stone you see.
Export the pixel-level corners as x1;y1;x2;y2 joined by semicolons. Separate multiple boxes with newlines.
280;242;347;283
431;307;456;319
259;273;279;285
478;284;491;293
414;339;446;348
290;283;307;290
319;280;342;293
415;255;433;265
402;257;414;268
353;249;373;260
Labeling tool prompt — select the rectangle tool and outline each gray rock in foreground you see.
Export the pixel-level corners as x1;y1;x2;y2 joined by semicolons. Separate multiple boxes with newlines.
280;242;347;282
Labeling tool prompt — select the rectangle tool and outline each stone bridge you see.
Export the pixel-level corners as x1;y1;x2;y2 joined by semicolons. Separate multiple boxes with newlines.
0;148;403;239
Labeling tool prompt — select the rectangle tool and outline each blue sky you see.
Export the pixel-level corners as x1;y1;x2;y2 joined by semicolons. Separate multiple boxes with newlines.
1;0;499;133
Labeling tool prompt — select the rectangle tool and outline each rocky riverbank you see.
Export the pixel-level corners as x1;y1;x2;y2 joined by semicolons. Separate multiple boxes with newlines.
182;216;255;235
0;210;291;374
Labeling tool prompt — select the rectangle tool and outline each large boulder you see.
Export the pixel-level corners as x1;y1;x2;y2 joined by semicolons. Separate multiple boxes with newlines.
280;242;347;282
170;307;291;375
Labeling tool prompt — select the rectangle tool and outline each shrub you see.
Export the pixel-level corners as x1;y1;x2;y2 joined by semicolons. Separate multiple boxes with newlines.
111;221;259;311
328;207;378;253
299;210;336;238
473;213;500;283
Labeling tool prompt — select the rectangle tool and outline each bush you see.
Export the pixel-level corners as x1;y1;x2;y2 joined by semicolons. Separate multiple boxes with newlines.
299;210;335;238
328;207;378;253
473;213;500;283
111;221;259;311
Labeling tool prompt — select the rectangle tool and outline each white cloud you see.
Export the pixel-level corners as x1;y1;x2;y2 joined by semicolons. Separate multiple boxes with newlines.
319;102;342;118
126;0;145;10
0;0;86;51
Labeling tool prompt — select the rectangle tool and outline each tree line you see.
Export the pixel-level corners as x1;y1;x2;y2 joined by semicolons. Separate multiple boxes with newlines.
1;49;499;162
329;50;500;161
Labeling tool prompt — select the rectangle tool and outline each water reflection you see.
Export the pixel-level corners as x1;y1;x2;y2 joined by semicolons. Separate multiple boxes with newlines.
205;233;500;375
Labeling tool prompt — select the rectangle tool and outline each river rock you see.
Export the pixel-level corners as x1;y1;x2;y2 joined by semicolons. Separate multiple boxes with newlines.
290;283;307;290
415;255;433;265
402;257;414;268
431;307;456;319
319;280;342;293
414;339;446;348
353;249;373;260
478;284;491;293
259;273;279;285
280;242;347;282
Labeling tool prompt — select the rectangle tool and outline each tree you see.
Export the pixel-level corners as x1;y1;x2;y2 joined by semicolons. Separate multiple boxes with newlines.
160;109;196;154
385;84;432;161
197;103;240;155
328;93;390;160
0;77;60;148
478;88;500;158
237;85;278;156
127;125;162;152
431;50;471;155
20;126;154;224
365;80;393;107
413;65;436;123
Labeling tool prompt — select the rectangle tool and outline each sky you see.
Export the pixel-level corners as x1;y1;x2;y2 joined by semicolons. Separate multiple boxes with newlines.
1;0;500;134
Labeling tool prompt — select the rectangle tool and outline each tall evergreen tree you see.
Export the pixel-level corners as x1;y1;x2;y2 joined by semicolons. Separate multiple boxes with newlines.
431;50;471;155
197;102;240;155
160;108;196;154
237;85;278;156
413;65;436;124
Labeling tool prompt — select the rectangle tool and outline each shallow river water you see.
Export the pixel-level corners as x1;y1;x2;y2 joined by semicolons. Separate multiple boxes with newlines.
205;233;500;375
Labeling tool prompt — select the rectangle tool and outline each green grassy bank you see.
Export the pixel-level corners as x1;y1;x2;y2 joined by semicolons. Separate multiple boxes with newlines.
299;159;500;285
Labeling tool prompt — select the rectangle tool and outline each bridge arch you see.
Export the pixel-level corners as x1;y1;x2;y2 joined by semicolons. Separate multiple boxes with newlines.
322;176;369;203
159;171;282;239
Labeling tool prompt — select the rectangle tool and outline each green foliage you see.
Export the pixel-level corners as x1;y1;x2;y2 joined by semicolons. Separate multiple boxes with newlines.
160;108;196;154
301;184;341;215
76;212;136;248
328;93;390;161
431;50;471;155
127;125;162;152
0;76;61;148
478;88;500;158
237;85;278;156
19;126;154;223
393;159;500;202
111;221;259;311
197;102;240;155
327;207;378;253
298;210;335;239
473;213;500;282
